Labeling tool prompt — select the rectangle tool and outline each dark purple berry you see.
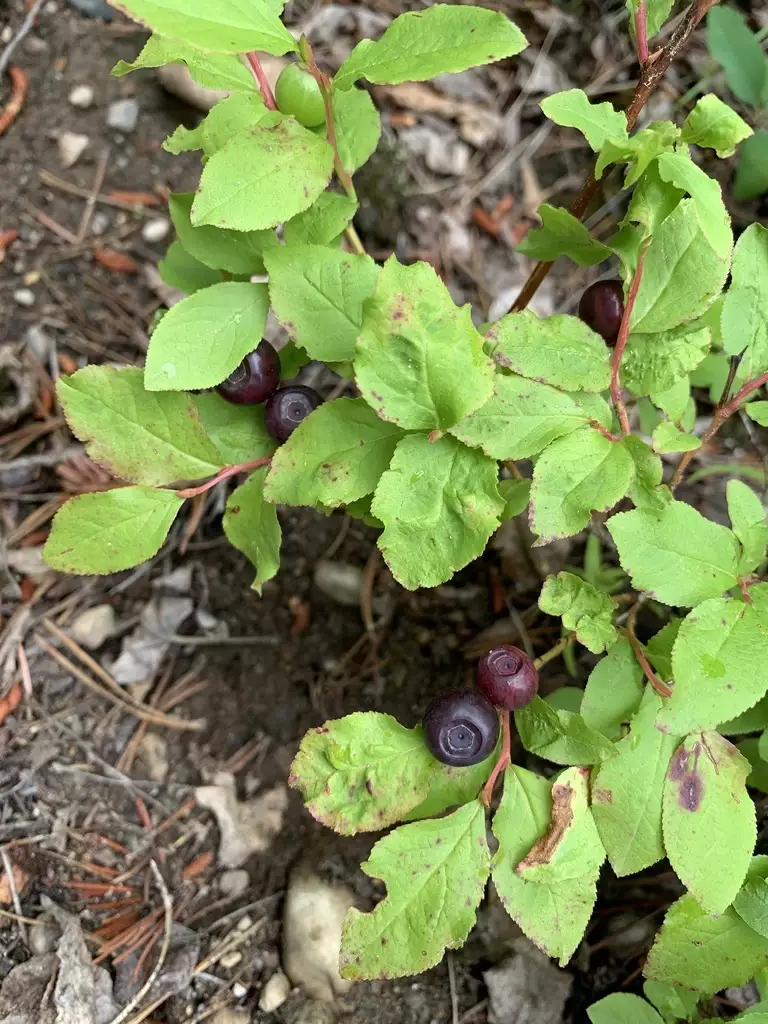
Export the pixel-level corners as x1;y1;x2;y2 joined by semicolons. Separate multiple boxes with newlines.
265;385;322;442
477;646;538;711
216;340;280;405
422;688;499;767
578;279;624;347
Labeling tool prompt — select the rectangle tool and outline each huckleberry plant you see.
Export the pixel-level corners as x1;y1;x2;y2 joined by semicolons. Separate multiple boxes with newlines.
42;0;768;1014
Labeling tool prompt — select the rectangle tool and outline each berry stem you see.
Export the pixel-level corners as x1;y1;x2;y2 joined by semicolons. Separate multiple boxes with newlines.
533;634;573;670
244;52;277;110
623;601;672;698
611;238;651;436
635;1;650;65
176;457;272;500
482;711;511;808
670;370;768;491
511;0;722;314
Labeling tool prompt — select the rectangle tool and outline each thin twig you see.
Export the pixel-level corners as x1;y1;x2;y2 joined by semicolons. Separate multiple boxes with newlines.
447;951;460;1024
512;0;722;313
670;370;768;491
106;862;173;1024
611;238;651;435
533;634;574;670
482;711;511;807
77;148;111;244
176;457;271;499
0;0;46;78
243;52;277;109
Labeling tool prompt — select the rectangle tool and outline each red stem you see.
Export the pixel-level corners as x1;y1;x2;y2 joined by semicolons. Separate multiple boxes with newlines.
635;1;650;64
482;711;511;808
590;419;622;443
623;628;672;699
670;370;768;491
176;457;272;500
611;239;651;436
245;52;277;110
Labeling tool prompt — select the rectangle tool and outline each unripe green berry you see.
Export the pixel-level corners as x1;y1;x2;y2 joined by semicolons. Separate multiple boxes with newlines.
275;63;326;128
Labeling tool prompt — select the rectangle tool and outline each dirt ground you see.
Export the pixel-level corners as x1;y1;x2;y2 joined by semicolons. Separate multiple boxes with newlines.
1;1;767;1022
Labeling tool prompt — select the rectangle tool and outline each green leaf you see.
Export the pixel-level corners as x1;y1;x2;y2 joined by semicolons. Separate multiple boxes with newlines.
623;323;711;396
734;131;768;202
643;980;699;1022
57;366;223;486
450;373;597;461
340;800;490;978
265;398;404;509
625;0;675;39
355;258;493;431
746;402;768;428
277;340;309;380
651;376;690;422
681;94;753;158
264;245;378;363
492;766;603;965
592;689;678;875
331;86;382;173
192;393;274;464
192;118;334;231
623;161;685;236
582;637;644;740
110;0;297;55
164;93;270;157
283;193;358;246
289;711;442;835
645;890;768;992
112;32;256;91
707;6;767;108
539;571;618;654
622;434;667;510
728;479;768;575
540;89;628;151
721;223;768;381
515;696;615;766
739;739;768;794
517;204;613;266
721;696;768;737
656;149;732;261
531;427;634;542
545;687;584;714
169;192;276;275
597;122;680;185
371;433;503;590
404;750;497;822
487;310;611;393
44;486;183;574
607;501;741;606
663;731;755;914
652;422;701;454
588;993;664;1024
158;241;222;294
144;282;269;391
734;877;768;939
334;5;527;90
629;200;729;335
646;619;682;682
657;588;768;733
222;468;280;593
498;478;532;521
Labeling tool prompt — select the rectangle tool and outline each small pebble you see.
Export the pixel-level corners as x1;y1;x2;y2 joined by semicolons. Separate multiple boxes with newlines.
313;560;363;607
58;131;89;169
237;915;253;931
219;869;249;898
69;84;94;108
24;36;48;54
107;98;139;132
259;970;291;1013
13;289;35;308
70;604;116;649
28;920;60;956
1;26;12;44
141;217;171;243
219;950;243;970
91;211;110;236
231;982;248;1000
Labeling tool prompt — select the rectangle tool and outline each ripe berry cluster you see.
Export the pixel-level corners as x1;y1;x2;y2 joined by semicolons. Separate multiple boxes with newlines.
216;340;322;442
422;646;538;766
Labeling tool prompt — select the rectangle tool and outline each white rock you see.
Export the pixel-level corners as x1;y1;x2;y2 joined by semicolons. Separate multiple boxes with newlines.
70;604;116;650
219;949;243;970
483;939;573;1024
137;733;169;782
107;98;139;132
282;867;355;1002
13;288;36;308
68;84;94;108
195;772;288;869
141;217;171;244
58;131;89;169
313;561;363;607
91;211;110;236
231;983;248;1000
219;869;250;898
259;970;291;1013
210;1009;250;1024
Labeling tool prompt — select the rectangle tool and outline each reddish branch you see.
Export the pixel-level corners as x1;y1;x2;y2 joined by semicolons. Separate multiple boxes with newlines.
511;0;722;313
482;711;511;807
635;2;650;64
611;238;651;435
670;371;768;491
244;52;277;110
176;457;272;500
0;66;28;137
